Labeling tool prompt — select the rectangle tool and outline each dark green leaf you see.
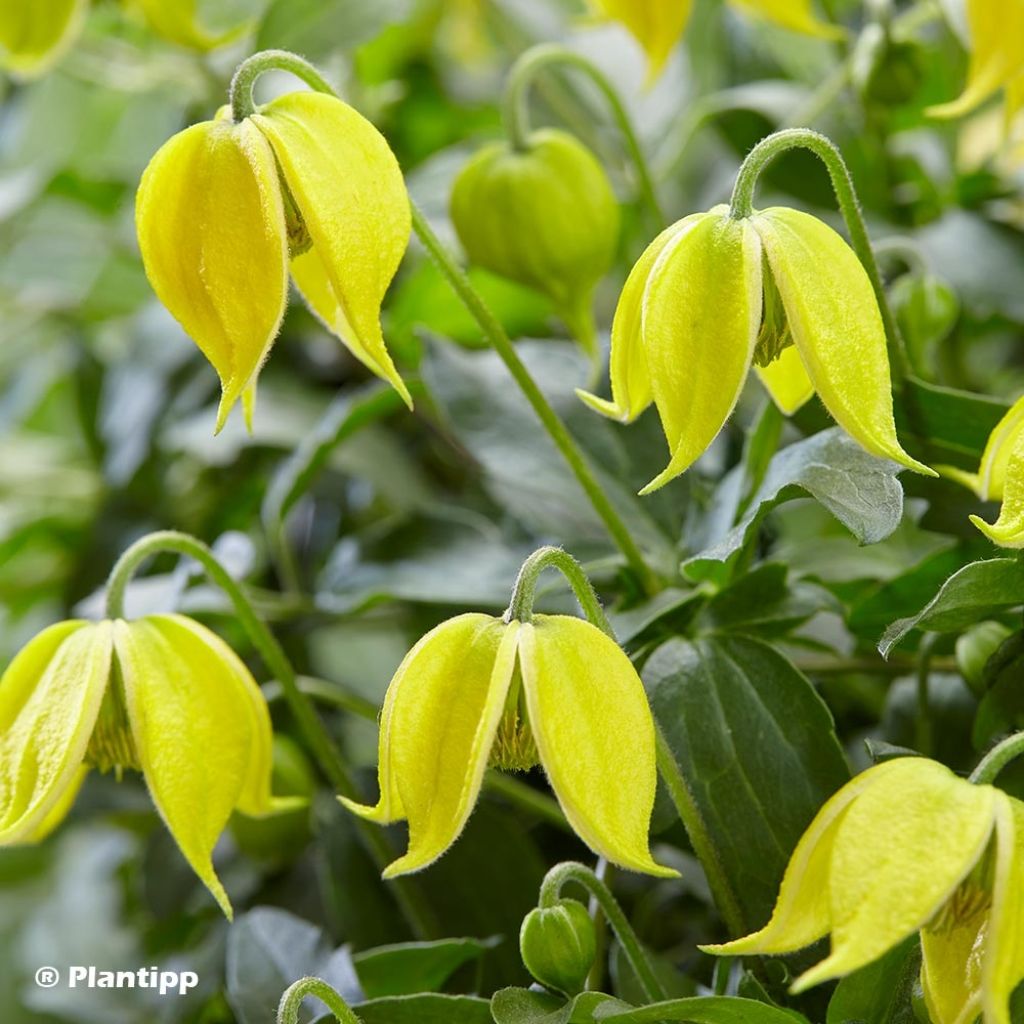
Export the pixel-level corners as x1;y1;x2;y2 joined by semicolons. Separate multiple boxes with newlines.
491;988;630;1024
595;995;807;1023
825;937;920;1024
644;636;849;929
353;993;493;1024
353;937;500;999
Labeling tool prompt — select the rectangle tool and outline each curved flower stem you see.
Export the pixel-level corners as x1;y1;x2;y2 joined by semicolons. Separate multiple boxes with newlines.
539;861;665;1002
728;127;909;381
230;49;334;122
411;203;657;593
104;530;438;940
502;43;664;226
971;731;1024;785
277;977;361;1024
508;547;746;937
505;545;613;627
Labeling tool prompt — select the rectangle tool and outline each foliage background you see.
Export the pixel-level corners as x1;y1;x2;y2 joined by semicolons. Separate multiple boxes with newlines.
1;0;1023;1021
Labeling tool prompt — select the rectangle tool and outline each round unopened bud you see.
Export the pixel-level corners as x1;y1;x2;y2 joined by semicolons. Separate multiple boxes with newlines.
450;129;620;357
891;273;959;372
957;622;1014;698
519;898;597;994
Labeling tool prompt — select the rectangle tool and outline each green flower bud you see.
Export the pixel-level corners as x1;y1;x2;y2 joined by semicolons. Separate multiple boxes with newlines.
956;621;1013;697
891;273;959;377
519;898;597;995
450;129;620;358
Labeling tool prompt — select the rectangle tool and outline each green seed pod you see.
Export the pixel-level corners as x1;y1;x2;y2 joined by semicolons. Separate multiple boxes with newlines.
450;128;620;359
519;898;597;995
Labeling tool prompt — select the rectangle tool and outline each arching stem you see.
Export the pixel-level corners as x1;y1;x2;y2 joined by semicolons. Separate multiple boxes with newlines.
971;731;1024;785
230;49;334;121
502;43;664;225
505;546;612;627
104;530;438;940
277;977;361;1024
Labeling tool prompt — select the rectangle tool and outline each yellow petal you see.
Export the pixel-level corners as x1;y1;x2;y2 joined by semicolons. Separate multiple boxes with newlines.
730;0;844;40
0;0;88;79
921;881;988;1024
114;615;269;918
793;758;997;991
0;621;111;843
974;393;1024;501
639;209;762;494
518;615;676;877
251;92;412;408
704;760;905;958
755;344;815;415
928;0;1024;119
350;615;518;878
591;0;693;82
971;428;1024;547
981;792;1024;1024
753;207;933;476
24;767;89;843
135;118;289;431
133;0;250;51
577;217;701;423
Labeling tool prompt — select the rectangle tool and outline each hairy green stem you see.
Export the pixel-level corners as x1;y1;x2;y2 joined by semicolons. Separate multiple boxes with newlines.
728;127;909;380
277;977;360;1024
230;49;334;121
411;203;656;591
104;531;438;940
539;861;665;1002
503;43;664;225
505;545;612;626
971;731;1024;785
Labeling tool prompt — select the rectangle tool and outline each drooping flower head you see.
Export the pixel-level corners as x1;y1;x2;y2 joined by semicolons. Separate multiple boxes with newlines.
0;0;88;79
941;394;1024;547
136;64;411;431
0;614;286;917
591;0;841;82
578;203;934;492
341;612;675;879
928;0;1024;129
704;757;1024;1024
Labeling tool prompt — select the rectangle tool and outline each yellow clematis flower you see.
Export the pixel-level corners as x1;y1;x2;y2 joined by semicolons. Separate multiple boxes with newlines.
703;757;1024;1024
591;0;841;82
578;204;932;493
0;614;286;917
136;91;412;431
928;0;1024;128
941;394;1024;547
0;0;89;79
341;612;676;879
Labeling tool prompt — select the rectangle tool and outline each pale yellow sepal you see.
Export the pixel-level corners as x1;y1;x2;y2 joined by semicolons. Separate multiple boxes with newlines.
134;0;252;52
640;209;762;494
755;344;814;415
753;207;934;477
0;0;88;79
982;794;1024;1024
0;621;112;842
973;393;1024;501
521;615;677;877
591;0;692;83
732;0;844;40
928;0;1024;120
251;91;413;408
114;614;280;919
971;431;1024;548
135;118;289;432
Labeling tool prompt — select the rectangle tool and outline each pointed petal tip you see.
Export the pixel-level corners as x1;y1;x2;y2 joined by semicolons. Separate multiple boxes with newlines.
337;794;395;825
576;388;634;422
970;514;1024;549
638;466;678;496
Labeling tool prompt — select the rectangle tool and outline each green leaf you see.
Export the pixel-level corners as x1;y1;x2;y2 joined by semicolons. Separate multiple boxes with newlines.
256;0;411;60
973;630;1024;748
685;429;905;581
595;995;807;1023
491;988;630;1024
825;936;920;1024
879;556;1024;656
353;993;493;1024
644;635;849;929
353;937;500;999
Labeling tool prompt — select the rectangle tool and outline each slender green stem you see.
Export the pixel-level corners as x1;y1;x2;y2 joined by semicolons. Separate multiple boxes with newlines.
916;633;937;756
728;127;909;380
654;729;746;937
539;862;665;1003
230;49;335;121
411;203;656;591
971;731;1024;785
502;43;664;225
104;531;438;940
277;977;361;1024
505;545;612;627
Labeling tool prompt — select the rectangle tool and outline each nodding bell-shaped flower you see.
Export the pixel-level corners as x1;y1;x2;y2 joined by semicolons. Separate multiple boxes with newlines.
341;612;676;880
928;0;1024;127
136;89;412;432
0;0;88;79
703;757;1024;1024
0;614;286;918
578;204;934;493
592;0;841;82
942;394;1024;547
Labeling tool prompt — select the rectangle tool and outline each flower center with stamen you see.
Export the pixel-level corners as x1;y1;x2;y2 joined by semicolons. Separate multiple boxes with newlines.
754;259;794;368
928;859;994;935
490;665;538;772
85;660;140;776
